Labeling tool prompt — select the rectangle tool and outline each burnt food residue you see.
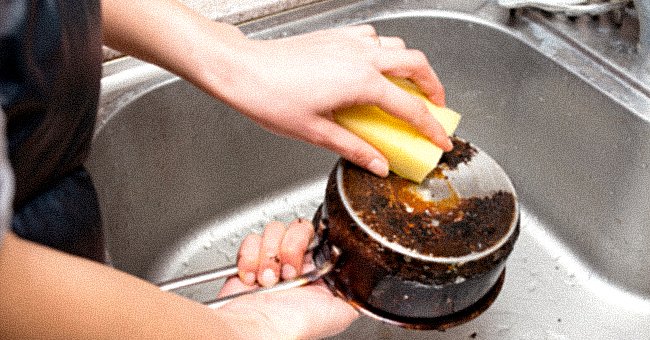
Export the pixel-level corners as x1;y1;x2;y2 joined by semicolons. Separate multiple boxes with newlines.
439;137;478;170
342;137;515;257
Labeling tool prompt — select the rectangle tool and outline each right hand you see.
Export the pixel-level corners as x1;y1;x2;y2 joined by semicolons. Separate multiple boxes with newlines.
195;24;452;178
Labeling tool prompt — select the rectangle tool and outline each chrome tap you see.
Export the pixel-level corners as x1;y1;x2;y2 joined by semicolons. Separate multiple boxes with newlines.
498;0;649;54
498;0;628;15
636;0;650;54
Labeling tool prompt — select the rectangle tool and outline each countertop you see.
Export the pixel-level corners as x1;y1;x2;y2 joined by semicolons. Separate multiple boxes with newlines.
103;0;320;61
180;0;319;23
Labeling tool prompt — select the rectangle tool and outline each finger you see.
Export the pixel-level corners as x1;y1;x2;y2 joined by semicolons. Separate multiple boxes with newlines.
413;67;446;108
302;254;316;272
306;118;389;177
257;221;287;287
218;276;257;298
370;75;453;151
237;234;262;286
279;219;315;280
341;24;377;37
340;24;382;49
377;36;406;49
361;35;381;48
375;48;446;107
361;36;406;50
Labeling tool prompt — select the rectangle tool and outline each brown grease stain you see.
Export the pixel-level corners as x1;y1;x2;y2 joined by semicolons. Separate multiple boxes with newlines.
342;137;516;257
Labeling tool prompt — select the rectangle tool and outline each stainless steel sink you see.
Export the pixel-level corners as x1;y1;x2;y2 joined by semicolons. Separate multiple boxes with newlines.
88;0;650;338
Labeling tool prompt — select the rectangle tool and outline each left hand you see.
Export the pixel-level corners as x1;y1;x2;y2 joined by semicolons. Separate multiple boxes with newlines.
217;219;358;339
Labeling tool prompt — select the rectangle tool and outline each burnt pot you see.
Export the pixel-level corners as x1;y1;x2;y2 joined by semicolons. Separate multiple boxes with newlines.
312;139;520;330
159;139;520;328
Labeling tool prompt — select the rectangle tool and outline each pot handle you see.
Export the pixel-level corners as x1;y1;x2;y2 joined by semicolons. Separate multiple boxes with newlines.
158;245;341;309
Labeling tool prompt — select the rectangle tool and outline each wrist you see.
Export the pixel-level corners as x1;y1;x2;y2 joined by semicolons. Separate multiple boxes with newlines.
103;0;248;99
182;19;251;100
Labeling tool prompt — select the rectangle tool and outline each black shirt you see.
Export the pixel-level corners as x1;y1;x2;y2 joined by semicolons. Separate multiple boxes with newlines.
0;0;105;261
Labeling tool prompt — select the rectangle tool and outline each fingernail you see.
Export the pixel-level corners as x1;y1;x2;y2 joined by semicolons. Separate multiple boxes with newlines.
260;268;277;287
282;264;297;279
368;158;389;177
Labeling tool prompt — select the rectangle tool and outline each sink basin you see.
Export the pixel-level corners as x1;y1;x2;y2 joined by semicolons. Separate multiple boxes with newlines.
88;0;650;338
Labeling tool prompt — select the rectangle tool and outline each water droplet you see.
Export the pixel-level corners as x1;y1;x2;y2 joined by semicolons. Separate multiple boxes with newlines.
496;325;511;335
564;273;578;287
526;279;539;292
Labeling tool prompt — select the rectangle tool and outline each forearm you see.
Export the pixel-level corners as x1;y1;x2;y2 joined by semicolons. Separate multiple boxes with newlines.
0;232;275;339
100;0;452;182
101;0;244;98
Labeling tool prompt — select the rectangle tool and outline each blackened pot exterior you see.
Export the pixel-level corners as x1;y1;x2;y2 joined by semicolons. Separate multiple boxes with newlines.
313;160;520;330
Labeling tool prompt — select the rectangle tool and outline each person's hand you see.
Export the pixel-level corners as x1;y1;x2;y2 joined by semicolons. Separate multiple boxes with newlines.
195;25;452;178
216;219;358;339
103;0;450;178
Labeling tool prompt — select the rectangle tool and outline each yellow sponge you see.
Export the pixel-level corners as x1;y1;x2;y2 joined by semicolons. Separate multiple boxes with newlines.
334;77;461;183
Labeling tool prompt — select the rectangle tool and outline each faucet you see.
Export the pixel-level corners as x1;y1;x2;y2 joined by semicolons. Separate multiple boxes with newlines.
636;0;649;54
498;0;649;55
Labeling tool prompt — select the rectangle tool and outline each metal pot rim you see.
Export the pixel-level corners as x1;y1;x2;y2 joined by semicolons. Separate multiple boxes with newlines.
335;147;520;264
